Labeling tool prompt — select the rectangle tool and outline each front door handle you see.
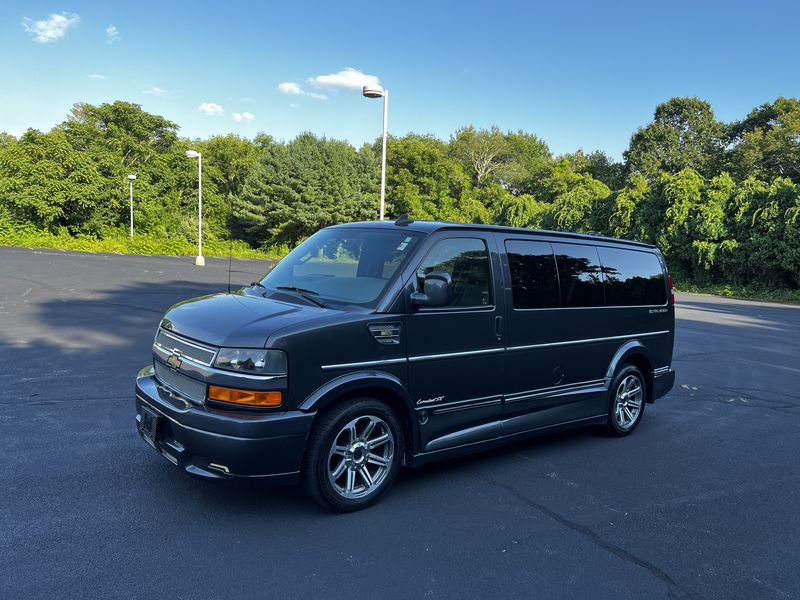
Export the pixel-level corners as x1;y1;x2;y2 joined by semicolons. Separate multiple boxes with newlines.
495;316;503;340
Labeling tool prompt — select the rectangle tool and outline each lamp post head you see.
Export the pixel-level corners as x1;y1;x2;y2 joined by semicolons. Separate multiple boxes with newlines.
362;85;386;99
127;174;137;181
185;150;201;159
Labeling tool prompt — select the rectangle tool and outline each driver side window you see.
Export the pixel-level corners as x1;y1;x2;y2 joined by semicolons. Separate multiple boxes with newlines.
415;238;492;307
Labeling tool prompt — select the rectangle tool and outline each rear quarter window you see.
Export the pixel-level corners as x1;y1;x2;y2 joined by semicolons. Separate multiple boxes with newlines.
597;247;667;306
505;240;560;309
552;243;605;307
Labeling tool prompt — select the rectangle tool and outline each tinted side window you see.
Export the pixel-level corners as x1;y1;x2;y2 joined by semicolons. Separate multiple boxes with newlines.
598;247;667;306
416;238;491;307
552;243;604;307
505;240;560;309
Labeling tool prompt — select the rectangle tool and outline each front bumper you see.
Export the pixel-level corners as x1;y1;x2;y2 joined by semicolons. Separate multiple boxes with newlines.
134;366;314;483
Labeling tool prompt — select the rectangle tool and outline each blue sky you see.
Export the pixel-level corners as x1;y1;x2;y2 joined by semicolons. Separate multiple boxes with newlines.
1;0;798;158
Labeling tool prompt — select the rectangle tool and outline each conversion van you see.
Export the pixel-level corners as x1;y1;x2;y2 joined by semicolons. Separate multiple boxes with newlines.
135;218;675;511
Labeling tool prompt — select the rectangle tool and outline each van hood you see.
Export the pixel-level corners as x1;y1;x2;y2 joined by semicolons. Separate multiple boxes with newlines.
160;292;329;348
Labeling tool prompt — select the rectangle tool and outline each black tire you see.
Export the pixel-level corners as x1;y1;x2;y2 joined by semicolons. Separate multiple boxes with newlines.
605;364;647;437
302;398;404;512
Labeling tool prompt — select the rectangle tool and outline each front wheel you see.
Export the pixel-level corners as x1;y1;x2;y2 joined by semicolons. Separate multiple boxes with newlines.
605;365;646;436
302;398;403;512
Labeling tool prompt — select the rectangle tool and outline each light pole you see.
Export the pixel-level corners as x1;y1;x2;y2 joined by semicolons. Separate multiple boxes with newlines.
185;150;204;266
127;174;136;238
362;85;388;220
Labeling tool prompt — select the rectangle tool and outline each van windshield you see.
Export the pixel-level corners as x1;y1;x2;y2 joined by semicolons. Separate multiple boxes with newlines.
260;228;422;308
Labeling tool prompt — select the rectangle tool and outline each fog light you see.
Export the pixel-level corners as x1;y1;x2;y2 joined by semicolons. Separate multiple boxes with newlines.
208;386;282;407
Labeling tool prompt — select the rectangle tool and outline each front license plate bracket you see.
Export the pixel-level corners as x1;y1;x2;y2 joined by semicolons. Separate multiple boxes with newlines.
139;406;160;448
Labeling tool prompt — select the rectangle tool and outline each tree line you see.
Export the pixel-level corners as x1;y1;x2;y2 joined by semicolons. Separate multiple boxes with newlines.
1;97;799;288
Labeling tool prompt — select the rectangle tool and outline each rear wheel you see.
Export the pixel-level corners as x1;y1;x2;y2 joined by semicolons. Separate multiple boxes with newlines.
302;398;403;512
605;364;646;436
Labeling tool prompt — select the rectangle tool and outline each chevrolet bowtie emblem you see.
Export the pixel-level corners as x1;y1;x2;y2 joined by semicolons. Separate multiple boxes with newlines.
166;351;183;370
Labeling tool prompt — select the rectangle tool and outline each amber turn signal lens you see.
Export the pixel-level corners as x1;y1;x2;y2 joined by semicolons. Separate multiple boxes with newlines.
208;386;282;407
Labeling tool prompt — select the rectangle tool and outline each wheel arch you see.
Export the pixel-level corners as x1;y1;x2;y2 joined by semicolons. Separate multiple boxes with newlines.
605;340;654;403
300;371;416;461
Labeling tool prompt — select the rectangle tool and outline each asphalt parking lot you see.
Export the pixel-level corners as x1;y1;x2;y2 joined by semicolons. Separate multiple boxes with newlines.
1;246;798;600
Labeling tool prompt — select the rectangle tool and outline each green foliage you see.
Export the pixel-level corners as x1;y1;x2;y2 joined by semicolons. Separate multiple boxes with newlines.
449;126;509;186
727;97;800;181
0;128;104;230
233;132;378;246
625;97;725;180
2;97;800;297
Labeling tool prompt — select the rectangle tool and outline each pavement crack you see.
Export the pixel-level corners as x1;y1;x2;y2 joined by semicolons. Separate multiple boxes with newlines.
474;471;699;600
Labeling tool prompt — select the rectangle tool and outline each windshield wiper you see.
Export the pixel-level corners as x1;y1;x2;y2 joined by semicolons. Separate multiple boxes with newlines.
275;286;327;308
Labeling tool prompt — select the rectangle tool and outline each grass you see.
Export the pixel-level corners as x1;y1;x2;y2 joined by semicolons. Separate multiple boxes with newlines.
674;280;800;305
0;225;289;260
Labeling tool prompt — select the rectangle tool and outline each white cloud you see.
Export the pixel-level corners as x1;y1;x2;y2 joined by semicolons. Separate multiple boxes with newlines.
307;67;380;92
88;73;105;79
142;86;167;96
240;96;255;103
278;82;303;96
106;25;120;44
22;12;79;44
232;112;255;123
198;102;225;116
277;81;327;101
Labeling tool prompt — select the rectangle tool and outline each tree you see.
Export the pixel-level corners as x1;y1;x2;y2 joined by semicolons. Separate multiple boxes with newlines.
608;173;650;240
0;129;104;231
234;133;378;246
200;134;259;199
540;159;611;232
727;97;800;182
500;131;552;195
449;126;509;186
385;134;471;220
625;97;725;180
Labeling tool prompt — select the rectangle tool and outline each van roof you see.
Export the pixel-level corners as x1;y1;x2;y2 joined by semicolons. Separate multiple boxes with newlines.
331;219;658;250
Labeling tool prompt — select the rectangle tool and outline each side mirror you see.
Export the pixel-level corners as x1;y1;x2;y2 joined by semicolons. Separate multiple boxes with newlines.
411;271;453;307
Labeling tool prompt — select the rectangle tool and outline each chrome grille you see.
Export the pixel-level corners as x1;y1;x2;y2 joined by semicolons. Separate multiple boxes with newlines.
154;360;207;404
154;329;217;366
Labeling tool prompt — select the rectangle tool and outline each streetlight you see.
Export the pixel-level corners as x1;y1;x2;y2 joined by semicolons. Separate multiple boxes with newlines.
127;174;137;238
185;150;204;266
362;84;388;221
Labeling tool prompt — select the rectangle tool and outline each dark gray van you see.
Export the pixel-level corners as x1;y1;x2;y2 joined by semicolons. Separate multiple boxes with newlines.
135;218;675;511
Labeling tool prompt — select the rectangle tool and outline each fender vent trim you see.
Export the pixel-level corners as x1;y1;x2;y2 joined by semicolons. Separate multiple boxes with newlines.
368;322;401;345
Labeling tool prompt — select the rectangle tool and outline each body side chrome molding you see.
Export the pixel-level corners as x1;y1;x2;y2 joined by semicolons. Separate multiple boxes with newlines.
504;379;606;403
321;346;504;371
320;357;407;372
432;397;502;415
415;380;606;415
507;330;670;353
321;334;667;372
408;347;504;363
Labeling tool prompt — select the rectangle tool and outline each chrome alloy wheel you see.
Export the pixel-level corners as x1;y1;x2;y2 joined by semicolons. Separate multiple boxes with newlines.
327;415;395;499
614;374;644;431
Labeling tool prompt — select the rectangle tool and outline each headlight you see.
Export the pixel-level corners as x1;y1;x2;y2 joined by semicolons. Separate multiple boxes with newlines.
214;348;287;375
